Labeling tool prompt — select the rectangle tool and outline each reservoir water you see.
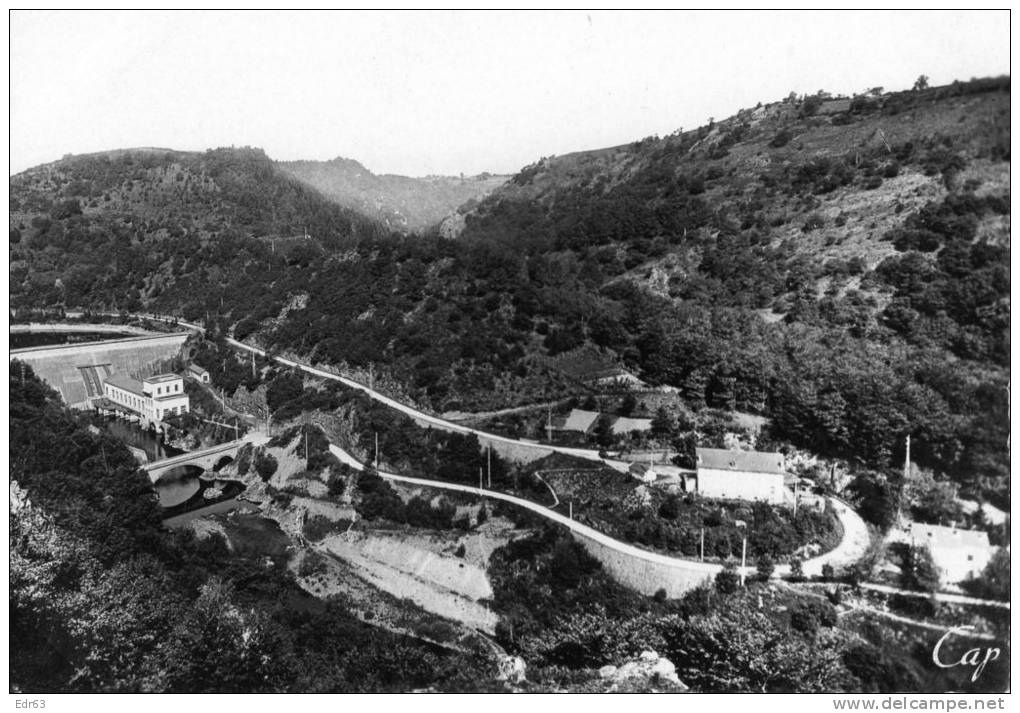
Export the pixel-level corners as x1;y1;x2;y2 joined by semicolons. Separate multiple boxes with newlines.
10;330;138;349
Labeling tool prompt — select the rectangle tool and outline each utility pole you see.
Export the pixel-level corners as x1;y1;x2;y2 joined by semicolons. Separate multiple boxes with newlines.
374;432;379;468
700;528;705;562
740;537;747;587
546;409;553;443
569;501;573;520
251;351;256;380
897;434;910;524
793;480;799;517
305;428;309;466
479;467;484;494
487;444;492;488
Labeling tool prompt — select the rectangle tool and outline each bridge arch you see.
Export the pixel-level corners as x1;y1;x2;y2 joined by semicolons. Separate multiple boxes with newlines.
212;455;234;472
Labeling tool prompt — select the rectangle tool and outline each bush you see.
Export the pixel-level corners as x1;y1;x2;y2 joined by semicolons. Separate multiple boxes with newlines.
802;213;826;232
326;469;347;498
303;515;349;542
715;562;740;594
235;443;253;475
253;450;278;481
789;558;805;581
771;129;793;148
756;553;776;581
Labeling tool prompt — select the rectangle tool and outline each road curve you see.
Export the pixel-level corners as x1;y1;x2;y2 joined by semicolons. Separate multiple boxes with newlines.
78;312;868;581
223;335;636;469
329;444;735;579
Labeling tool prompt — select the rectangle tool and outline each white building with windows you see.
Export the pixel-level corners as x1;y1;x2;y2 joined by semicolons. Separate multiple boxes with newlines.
695;447;786;504
102;372;189;424
893;522;995;584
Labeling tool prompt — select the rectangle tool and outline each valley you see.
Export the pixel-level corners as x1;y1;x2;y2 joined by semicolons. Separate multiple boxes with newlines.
9;75;1011;695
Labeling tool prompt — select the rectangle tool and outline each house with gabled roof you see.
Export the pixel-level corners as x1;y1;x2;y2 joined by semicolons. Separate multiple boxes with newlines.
695;447;786;504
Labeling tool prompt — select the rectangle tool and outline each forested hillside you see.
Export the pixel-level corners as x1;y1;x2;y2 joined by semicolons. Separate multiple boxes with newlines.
9;77;1010;508
279;157;507;233
9;362;492;692
10;147;392;316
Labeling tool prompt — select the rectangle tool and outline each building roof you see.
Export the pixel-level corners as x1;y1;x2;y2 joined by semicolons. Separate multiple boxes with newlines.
103;374;145;397
611;416;652;435
143;373;182;384
555;409;600;433
187;364;209;375
696;447;785;475
902;523;991;551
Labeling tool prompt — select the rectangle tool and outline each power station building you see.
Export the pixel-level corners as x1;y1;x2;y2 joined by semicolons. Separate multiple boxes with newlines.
102;372;190;425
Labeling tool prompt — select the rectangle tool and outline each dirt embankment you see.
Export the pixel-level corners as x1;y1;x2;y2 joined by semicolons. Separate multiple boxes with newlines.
203;431;517;638
318;524;509;633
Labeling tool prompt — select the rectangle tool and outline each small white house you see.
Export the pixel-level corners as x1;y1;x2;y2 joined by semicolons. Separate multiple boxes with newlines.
187;363;211;384
896;522;995;583
696;447;785;504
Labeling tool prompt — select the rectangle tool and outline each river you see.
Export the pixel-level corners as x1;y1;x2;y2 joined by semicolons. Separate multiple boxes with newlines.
104;417;184;462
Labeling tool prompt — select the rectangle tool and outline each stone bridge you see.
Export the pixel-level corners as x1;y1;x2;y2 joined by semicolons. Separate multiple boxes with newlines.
145;432;268;482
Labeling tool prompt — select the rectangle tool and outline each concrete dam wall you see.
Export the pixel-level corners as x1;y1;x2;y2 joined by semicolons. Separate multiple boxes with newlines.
11;333;190;407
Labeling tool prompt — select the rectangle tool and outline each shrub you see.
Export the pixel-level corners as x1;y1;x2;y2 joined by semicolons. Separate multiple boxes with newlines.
253;450;278;481
235;443;253;475
303;515;349;542
715;562;740;594
802;213;826;232
771;129;793;148
756;553;776;581
789;558;805;582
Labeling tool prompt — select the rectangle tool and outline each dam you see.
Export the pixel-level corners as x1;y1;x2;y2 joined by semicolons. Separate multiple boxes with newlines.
9;326;191;408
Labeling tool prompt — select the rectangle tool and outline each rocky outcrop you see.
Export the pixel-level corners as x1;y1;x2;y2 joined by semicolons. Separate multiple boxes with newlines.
597;650;688;692
496;655;527;684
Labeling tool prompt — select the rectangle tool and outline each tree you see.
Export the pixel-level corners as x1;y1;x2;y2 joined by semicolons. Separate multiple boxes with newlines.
913;75;929;91
593;415;615;449
715;562;740;594
962;548;1009;600
789;558;805;581
756;553;776;581
663;603;853;692
619;392;638;417
651;406;676;440
658;494;682;520
901;544;940;593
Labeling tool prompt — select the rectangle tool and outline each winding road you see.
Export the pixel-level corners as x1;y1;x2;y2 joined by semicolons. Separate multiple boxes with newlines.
69;312;872;584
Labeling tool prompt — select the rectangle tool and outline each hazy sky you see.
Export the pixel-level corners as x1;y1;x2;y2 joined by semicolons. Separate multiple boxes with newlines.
10;10;1010;177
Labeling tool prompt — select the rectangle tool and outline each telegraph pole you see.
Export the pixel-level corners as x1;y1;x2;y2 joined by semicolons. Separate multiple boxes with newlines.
487;444;492;488
374;432;379;468
740;537;747;587
700;528;705;562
